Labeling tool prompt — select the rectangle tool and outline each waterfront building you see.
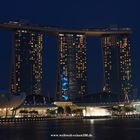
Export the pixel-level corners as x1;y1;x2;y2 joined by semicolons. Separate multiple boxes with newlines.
11;30;43;95
56;33;87;101
102;34;133;97
0;91;25;117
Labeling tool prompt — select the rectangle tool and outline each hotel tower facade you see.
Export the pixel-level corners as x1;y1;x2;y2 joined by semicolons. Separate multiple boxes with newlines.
102;34;133;98
11;30;43;95
56;33;87;101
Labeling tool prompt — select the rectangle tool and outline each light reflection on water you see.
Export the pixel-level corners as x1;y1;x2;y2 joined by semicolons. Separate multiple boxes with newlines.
0;119;140;140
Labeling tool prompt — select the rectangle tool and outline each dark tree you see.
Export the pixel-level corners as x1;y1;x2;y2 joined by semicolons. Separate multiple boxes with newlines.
65;106;71;114
57;107;64;114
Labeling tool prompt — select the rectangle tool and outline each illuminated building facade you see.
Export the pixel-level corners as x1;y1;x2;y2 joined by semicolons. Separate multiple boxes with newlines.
56;33;87;101
11;30;43;95
102;34;133;96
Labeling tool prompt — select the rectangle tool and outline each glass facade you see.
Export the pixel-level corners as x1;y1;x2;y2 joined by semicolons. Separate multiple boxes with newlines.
11;30;43;95
102;34;133;96
56;33;87;101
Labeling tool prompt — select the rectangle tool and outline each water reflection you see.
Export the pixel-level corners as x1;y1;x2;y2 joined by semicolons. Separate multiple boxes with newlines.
90;119;96;140
0;119;140;140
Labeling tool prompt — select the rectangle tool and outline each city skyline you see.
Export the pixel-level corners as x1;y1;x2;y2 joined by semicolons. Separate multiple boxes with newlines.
0;0;139;98
0;22;133;102
0;1;140;140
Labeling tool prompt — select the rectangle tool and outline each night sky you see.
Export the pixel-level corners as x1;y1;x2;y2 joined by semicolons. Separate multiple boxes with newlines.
0;0;140;97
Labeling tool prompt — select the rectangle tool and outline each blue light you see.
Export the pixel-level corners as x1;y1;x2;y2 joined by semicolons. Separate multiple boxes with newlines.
63;77;68;81
62;82;67;86
62;94;69;101
61;75;68;91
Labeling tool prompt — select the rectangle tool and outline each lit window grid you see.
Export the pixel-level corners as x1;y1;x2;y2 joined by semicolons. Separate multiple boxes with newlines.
102;35;133;94
11;30;43;95
57;33;87;99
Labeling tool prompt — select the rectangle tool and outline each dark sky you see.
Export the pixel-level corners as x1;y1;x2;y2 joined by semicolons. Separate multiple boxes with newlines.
0;0;140;97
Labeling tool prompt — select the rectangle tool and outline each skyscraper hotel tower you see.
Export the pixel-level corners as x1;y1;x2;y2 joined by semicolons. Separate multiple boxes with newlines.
102;34;133;99
0;21;132;101
56;33;87;101
11;30;43;95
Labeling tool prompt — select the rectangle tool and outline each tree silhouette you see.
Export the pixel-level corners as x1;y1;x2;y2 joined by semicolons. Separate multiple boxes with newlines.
57;107;64;114
65;106;71;114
